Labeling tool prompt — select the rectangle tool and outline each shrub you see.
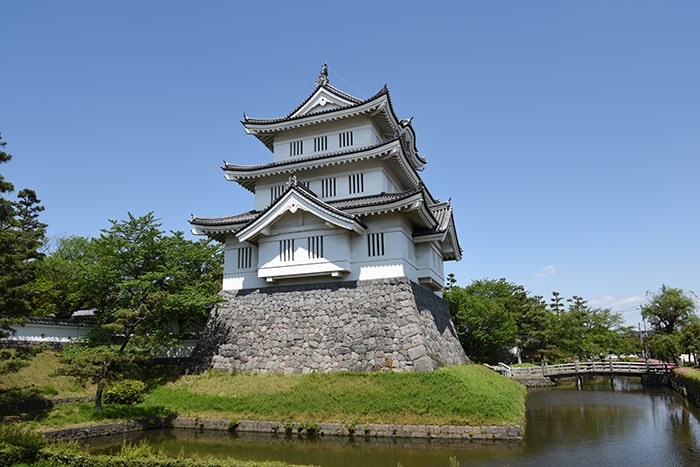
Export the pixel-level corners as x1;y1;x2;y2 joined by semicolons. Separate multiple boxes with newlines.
104;379;147;405
0;424;46;463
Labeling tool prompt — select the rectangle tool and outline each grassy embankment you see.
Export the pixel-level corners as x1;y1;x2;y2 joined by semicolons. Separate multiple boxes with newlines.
2;350;526;430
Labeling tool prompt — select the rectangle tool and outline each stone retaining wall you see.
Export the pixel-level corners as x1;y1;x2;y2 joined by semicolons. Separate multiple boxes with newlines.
670;371;700;407
189;278;468;374
42;417;523;441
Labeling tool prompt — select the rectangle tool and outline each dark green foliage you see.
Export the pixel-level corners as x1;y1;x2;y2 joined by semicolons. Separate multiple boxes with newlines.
104;379;147;405
0;133;47;337
642;285;696;335
55;212;222;411
0;424;46;464
0;346;43;376
444;278;521;364
444;277;641;364
37;439;300;466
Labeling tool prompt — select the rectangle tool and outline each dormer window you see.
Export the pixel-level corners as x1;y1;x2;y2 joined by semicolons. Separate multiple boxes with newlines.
313;136;327;153
339;131;353;148
290;140;304;156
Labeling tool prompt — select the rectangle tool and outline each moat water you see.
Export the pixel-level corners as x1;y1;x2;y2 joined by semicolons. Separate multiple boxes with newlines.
88;377;700;466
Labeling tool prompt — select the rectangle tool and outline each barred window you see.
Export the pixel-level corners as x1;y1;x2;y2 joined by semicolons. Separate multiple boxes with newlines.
321;177;336;198
313;136;327;152
339;131;354;148
348;173;364;194
289;140;304;156
307;236;324;259
367;233;385;257
279;239;295;262
270;185;284;203
237;247;252;269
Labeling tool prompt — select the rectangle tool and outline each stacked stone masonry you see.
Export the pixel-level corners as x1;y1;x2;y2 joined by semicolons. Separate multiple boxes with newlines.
190;278;468;374
42;417;523;442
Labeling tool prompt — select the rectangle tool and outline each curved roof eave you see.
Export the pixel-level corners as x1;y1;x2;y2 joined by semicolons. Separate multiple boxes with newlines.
223;139;424;193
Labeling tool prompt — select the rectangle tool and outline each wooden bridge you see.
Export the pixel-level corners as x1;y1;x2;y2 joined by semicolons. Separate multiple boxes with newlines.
490;359;673;385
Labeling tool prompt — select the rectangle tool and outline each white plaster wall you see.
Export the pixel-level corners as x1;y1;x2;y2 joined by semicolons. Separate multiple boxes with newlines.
271;120;380;162
4;322;89;343
253;162;397;210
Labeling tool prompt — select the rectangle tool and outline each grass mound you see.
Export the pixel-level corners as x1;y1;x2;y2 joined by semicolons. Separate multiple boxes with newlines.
144;364;525;427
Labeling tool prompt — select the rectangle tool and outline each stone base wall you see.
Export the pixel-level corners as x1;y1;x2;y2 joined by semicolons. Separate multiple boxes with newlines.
42;417;523;441
189;278;468;374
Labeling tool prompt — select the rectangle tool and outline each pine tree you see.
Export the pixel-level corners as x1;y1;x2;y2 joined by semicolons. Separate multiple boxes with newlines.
0;133;47;337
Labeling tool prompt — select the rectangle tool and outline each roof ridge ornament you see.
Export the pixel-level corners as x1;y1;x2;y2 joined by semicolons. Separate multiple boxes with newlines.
315;63;329;87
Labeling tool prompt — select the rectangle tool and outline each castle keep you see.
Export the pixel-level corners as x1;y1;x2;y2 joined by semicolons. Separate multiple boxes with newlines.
190;66;467;373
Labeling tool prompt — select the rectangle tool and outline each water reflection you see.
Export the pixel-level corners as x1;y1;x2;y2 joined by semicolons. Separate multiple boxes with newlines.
88;377;700;466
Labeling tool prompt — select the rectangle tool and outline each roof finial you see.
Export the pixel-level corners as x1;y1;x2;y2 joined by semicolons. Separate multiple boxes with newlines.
316;63;329;86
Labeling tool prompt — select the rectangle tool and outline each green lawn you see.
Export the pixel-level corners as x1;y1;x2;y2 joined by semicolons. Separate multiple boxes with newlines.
2;350;526;430
143;365;526;427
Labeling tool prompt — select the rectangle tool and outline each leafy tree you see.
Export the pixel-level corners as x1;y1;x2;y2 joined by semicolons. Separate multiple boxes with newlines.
444;278;522;364
32;236;94;317
649;333;681;365
0;133;46;337
679;319;700;365
641;285;697;335
59;212;222;411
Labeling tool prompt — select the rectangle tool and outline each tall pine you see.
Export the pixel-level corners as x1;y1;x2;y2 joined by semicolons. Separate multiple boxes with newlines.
0;133;46;336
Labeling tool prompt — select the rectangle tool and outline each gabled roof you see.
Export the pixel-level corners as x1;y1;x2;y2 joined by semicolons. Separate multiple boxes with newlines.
191;185;461;261
240;65;426;169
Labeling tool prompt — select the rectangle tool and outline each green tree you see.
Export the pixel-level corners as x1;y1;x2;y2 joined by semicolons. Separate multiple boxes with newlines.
649;333;681;365
59;212;222;411
679;318;700;365
32;236;93;317
0;133;46;337
444;278;522;364
641;285;697;335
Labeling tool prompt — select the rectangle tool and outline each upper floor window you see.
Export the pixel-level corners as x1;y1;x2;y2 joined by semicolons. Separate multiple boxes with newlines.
321;177;336;198
279;239;295;262
348;173;364;195
270;185;284;203
367;233;385;257
237;247;253;269
339;131;354;148
313;136;327;153
289;140;304;156
307;236;324;259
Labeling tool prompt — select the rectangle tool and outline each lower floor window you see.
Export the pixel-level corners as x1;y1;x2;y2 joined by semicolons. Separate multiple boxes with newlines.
367;232;385;257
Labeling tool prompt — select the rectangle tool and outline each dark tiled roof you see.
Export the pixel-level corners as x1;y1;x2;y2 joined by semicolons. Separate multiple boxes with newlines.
328;187;422;210
242;84;385;125
190;189;422;229
190;210;259;227
223;141;392;173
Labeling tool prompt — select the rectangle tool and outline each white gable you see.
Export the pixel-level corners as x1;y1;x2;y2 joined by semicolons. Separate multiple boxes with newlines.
237;186;366;243
289;88;357;118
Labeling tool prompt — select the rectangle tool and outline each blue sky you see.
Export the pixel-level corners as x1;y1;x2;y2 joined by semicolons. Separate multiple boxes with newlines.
2;1;699;326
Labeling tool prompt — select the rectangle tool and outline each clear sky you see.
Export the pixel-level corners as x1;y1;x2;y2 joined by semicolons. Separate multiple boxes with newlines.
2;1;699;326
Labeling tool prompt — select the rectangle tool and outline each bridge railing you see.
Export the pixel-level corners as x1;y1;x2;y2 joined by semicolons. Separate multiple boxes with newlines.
495;360;673;379
542;360;671;376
